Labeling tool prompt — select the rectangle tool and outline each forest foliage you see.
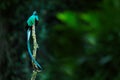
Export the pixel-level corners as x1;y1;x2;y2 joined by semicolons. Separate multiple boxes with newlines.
0;0;120;80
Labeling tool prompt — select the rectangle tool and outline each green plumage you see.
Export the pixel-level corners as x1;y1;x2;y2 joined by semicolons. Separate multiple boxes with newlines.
27;13;39;26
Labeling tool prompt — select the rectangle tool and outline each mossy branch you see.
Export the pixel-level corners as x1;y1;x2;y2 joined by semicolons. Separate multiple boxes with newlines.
31;25;39;80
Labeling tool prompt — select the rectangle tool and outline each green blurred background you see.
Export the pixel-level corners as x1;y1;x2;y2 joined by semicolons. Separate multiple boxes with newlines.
0;0;120;80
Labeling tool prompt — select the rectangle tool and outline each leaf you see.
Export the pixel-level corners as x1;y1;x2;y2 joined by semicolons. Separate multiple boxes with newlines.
80;12;100;28
56;11;79;28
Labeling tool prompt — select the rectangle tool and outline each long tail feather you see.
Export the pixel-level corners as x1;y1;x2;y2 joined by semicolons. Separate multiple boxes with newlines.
27;29;43;70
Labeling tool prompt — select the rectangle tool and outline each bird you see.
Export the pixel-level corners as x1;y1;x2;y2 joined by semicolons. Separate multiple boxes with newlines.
26;11;43;71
